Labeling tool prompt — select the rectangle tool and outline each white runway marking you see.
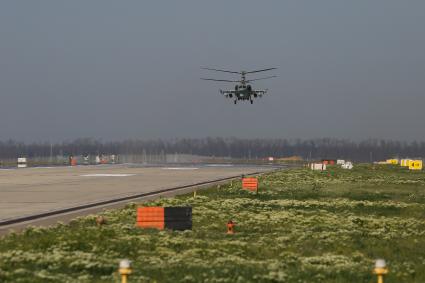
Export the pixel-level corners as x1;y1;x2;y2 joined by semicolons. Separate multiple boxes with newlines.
81;174;135;177
206;164;234;167
162;167;199;170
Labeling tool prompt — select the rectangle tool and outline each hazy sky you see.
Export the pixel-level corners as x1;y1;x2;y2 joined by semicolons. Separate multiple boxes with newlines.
1;1;424;142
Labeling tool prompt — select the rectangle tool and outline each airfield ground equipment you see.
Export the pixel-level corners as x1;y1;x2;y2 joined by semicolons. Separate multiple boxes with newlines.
201;67;277;104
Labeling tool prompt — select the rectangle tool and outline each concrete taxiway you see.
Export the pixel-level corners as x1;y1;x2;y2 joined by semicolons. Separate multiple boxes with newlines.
0;164;275;233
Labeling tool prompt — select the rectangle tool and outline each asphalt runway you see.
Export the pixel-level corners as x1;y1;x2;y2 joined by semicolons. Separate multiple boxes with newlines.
0;164;273;231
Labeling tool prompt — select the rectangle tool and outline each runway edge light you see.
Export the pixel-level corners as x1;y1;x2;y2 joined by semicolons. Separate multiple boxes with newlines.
119;259;132;283
373;259;388;283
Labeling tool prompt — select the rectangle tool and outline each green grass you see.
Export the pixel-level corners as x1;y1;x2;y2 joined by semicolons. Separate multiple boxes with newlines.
0;164;425;282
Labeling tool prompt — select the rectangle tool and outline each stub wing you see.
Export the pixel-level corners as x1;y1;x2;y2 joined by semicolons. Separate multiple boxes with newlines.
219;89;236;98
253;89;268;97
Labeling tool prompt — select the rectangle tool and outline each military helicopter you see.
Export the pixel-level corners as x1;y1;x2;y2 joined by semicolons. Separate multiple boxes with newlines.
201;67;277;104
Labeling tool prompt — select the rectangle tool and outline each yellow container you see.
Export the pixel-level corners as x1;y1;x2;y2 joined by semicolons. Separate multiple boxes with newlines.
409;160;423;170
386;159;398;165
400;159;409;166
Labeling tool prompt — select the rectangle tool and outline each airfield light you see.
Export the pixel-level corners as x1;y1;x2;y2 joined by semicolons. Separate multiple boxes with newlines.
119;259;132;283
373;259;388;283
227;220;235;234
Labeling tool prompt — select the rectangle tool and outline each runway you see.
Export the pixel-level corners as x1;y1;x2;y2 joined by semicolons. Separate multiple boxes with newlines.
0;164;275;233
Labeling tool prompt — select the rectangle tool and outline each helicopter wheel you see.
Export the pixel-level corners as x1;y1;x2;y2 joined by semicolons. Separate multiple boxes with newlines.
250;100;253;104
234;100;237;105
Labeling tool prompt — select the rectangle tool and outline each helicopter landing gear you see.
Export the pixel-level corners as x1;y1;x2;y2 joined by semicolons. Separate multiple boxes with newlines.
234;100;237;105
250;100;253;104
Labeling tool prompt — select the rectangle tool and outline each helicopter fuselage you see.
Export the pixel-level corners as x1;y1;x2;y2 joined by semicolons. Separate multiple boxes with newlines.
233;85;255;100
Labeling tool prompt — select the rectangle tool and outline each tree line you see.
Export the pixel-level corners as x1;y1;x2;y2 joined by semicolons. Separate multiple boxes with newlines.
0;137;424;162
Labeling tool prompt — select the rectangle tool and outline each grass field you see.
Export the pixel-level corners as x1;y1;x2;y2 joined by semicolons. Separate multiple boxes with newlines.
0;164;424;282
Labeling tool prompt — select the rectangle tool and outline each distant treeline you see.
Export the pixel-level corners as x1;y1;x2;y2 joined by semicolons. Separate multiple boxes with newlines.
0;138;424;162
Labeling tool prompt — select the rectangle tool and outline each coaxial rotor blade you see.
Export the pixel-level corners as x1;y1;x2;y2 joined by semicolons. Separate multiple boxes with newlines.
246;75;277;82
201;78;240;82
201;67;241;74
245;68;277;74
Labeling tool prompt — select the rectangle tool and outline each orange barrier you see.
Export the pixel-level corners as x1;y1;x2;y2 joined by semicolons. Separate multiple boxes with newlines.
136;207;165;229
322;159;336;165
70;158;77;166
242;177;258;192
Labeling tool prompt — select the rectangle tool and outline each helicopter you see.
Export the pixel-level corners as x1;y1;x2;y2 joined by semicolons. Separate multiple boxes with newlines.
201;67;277;104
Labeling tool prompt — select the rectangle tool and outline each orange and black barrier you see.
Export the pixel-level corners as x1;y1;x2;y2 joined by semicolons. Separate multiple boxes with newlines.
242;177;258;192
136;207;192;230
